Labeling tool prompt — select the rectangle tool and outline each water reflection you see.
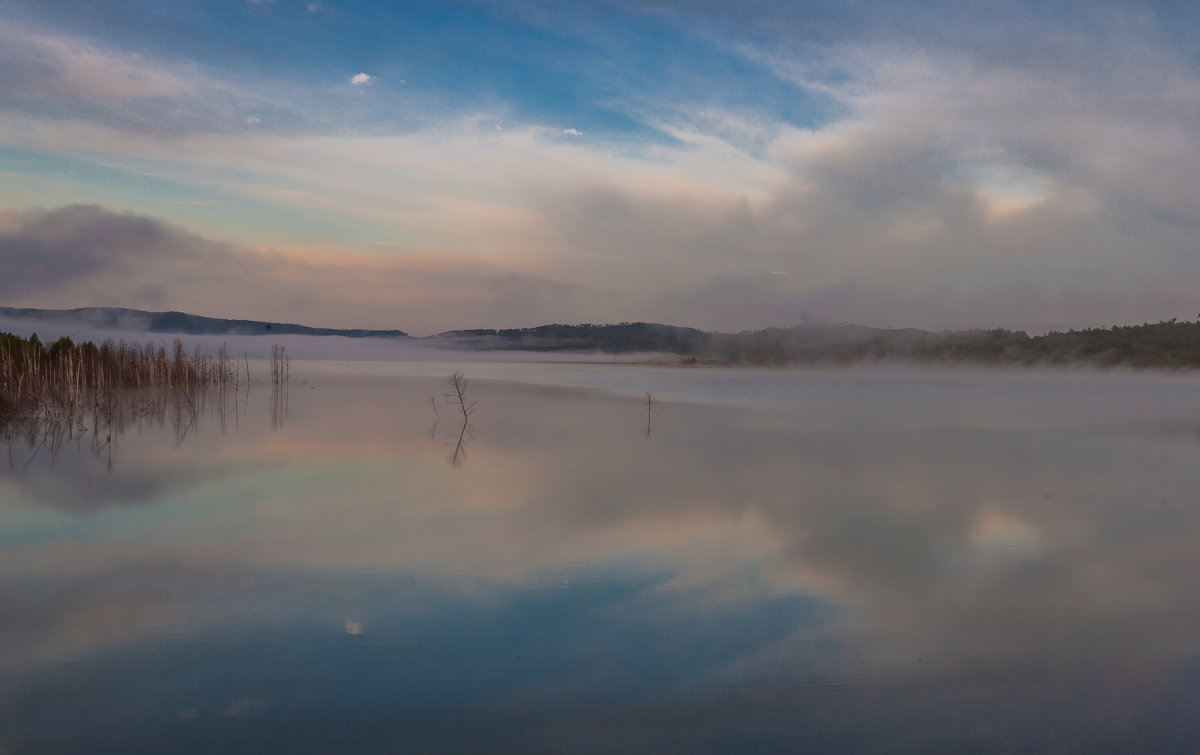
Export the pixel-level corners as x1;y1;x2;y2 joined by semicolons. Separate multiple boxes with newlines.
447;419;473;467
2;356;291;478
4;385;239;473
2;364;1200;752
270;345;290;430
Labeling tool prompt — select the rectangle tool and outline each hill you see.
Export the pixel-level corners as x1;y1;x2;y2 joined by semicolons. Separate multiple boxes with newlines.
0;306;409;339
5;306;1200;368
435;322;709;353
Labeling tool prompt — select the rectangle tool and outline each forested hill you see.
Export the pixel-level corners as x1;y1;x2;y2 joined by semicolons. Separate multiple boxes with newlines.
439;319;1200;368
714;320;1200;367
0;307;409;339
436;322;710;353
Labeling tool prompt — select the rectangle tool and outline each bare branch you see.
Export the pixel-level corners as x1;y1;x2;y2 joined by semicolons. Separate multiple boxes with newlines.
446;370;477;421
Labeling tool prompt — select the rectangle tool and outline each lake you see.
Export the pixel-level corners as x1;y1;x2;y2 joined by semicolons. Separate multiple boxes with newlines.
3;361;1200;753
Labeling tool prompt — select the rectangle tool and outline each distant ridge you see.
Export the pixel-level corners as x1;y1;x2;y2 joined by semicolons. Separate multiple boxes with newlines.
436;322;709;352
5;306;1198;367
434;321;930;357
0;306;409;339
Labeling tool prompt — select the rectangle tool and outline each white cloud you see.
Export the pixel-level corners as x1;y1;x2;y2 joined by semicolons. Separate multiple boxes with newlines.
350;72;372;85
246;115;261;126
561;128;582;136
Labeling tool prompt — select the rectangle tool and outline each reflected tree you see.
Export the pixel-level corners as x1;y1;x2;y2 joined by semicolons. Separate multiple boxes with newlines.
270;345;289;429
644;390;654;436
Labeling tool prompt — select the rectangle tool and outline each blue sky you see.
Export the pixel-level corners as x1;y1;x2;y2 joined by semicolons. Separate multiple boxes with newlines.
1;0;1198;334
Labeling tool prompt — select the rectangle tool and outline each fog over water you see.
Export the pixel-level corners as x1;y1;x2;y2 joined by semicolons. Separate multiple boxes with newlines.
0;316;684;364
3;361;1200;752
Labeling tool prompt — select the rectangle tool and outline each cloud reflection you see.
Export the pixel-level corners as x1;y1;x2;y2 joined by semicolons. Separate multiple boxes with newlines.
3;365;1200;750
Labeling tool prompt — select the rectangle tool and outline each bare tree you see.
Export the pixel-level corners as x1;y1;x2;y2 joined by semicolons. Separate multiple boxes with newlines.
446;370;477;422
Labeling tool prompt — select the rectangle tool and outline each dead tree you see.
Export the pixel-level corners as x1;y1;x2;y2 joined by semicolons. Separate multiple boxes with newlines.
446;370;476;422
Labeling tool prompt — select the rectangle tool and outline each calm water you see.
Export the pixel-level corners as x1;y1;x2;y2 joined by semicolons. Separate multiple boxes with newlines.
3;362;1200;753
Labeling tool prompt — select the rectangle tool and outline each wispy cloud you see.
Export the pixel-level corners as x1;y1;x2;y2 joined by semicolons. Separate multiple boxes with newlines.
0;18;182;100
350;72;372;85
0;17;286;137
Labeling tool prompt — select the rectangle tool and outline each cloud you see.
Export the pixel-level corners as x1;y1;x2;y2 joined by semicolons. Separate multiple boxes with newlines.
0;204;616;334
350;72;372;85
656;274;1197;334
10;67;1196;334
0;205;236;298
0;18;182;100
8;359;1199;694
2;4;1199;332
306;1;323;11
0;18;288;137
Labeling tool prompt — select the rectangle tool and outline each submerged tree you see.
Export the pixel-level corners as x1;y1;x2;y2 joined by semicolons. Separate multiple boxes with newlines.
442;370;477;467
446;370;477;422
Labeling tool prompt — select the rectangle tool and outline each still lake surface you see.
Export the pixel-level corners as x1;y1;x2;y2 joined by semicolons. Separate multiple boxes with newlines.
3;361;1200;753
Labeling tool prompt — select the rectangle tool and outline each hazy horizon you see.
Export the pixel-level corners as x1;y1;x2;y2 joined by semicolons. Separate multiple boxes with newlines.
3;1;1199;335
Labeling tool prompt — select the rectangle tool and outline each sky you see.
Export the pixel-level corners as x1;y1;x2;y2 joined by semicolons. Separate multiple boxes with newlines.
1;0;1198;336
